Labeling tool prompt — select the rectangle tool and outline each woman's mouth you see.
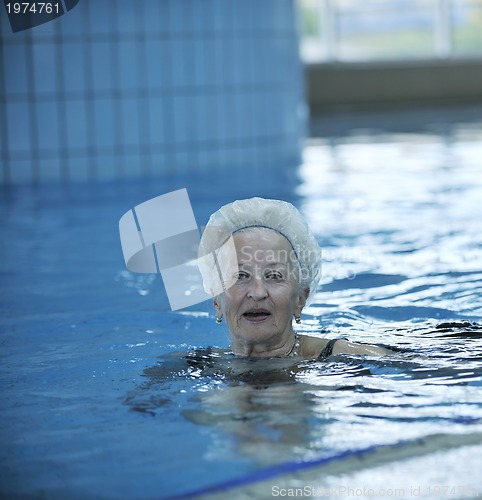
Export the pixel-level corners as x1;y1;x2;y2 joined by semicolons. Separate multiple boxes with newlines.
243;309;271;322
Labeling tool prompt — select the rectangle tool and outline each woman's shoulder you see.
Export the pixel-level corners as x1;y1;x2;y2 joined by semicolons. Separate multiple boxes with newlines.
330;339;392;356
299;334;392;358
298;335;332;358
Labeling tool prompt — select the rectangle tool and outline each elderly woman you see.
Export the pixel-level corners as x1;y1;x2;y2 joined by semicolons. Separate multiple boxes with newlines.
199;197;390;359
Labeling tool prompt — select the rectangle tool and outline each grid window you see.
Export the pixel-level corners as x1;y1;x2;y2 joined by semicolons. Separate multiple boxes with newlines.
337;1;435;61
299;0;482;62
452;0;482;53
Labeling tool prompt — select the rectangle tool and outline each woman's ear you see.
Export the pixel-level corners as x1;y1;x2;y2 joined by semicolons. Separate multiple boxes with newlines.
294;288;309;316
213;297;222;317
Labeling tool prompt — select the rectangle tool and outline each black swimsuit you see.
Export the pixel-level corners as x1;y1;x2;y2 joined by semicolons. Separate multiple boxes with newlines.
318;338;341;359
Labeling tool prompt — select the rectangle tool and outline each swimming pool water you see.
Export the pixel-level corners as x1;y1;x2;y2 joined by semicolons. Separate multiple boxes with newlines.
1;106;482;499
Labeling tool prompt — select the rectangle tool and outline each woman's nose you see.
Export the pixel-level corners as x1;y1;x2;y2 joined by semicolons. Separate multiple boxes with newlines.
247;276;268;300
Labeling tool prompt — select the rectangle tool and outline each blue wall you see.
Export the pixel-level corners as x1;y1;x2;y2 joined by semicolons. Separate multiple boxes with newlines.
0;0;306;184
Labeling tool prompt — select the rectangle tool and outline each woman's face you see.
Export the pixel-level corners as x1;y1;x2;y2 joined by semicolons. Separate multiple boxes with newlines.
214;228;307;356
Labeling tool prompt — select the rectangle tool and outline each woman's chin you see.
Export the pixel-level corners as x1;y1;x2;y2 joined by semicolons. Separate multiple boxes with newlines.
232;320;283;343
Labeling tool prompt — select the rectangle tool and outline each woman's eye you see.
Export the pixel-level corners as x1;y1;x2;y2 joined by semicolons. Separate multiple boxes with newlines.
266;272;283;280
235;272;249;280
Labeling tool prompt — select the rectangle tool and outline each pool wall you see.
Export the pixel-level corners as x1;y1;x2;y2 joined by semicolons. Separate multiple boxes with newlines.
0;0;305;184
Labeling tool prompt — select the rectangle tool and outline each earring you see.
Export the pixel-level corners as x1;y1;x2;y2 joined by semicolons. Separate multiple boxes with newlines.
295;316;301;324
216;316;223;324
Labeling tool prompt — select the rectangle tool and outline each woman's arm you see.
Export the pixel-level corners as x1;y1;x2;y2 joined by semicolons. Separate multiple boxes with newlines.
332;339;392;356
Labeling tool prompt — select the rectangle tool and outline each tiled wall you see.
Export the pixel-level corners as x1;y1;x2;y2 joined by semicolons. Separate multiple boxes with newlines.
0;0;305;184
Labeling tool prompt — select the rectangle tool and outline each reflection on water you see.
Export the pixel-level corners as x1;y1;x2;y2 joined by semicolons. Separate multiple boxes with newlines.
125;322;482;473
299;129;482;322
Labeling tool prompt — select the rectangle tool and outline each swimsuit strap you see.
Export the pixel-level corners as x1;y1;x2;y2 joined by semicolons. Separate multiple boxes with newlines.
318;338;346;359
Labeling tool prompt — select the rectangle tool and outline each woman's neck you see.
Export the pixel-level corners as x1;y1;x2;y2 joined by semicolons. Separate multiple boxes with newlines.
231;332;298;358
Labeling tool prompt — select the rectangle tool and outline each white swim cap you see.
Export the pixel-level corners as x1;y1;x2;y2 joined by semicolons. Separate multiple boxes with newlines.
198;197;322;304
